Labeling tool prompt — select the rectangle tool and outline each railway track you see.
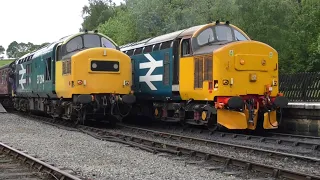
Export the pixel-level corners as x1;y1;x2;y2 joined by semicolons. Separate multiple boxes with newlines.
117;124;320;163
0;142;83;180
12;112;320;180
269;132;320;140
143;123;320;151
78;125;320;180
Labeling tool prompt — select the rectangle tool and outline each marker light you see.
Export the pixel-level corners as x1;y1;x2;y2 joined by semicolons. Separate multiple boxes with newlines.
77;80;83;85
92;63;97;69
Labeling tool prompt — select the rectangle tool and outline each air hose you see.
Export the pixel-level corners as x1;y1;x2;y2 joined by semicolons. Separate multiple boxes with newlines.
267;106;282;128
116;102;132;117
110;96;132;117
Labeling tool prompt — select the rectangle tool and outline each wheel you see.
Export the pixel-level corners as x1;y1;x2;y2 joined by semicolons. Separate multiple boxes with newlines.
75;108;86;125
207;114;218;132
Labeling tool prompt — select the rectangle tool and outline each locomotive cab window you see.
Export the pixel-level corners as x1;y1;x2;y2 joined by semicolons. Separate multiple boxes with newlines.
66;36;83;53
197;28;214;46
215;26;233;42
181;39;191;56
234;29;248;41
194;25;249;49
60;34;117;60
83;34;100;48
101;37;116;49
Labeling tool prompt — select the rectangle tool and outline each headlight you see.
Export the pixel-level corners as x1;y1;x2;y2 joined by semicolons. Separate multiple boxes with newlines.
113;63;119;69
92;63;97;69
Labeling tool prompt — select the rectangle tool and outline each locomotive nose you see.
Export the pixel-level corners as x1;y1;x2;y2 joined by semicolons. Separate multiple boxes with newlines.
213;41;279;96
70;47;132;95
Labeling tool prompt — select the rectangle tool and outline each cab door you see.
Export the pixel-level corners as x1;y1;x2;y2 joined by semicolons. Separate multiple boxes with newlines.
178;36;195;100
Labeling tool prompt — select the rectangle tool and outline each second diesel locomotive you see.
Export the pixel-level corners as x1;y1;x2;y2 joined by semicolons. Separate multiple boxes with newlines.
10;31;135;125
120;21;288;131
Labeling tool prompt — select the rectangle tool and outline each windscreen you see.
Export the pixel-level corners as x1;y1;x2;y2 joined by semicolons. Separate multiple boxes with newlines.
195;25;249;47
64;34;117;55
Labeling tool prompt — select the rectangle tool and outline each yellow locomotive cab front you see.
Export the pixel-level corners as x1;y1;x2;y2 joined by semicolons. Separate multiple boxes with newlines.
213;41;278;97
53;31;135;125
213;41;282;130
56;47;132;98
179;22;288;130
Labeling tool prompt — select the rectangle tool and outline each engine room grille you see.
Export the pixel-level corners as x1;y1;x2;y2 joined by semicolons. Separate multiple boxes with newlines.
194;55;213;89
194;57;203;88
204;55;213;81
62;60;71;75
163;52;170;85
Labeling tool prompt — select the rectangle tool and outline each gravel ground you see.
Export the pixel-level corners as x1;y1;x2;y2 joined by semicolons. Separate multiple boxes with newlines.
110;127;320;177
0;113;243;180
128;122;320;158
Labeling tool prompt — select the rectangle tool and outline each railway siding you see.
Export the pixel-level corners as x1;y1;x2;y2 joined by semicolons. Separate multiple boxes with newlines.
104;125;320;177
0;113;240;180
8;111;320;180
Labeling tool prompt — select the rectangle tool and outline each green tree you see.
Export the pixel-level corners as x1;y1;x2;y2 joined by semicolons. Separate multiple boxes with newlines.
81;0;117;31
98;6;138;45
235;0;300;73
6;41;46;58
82;0;320;72
0;45;4;55
291;0;320;71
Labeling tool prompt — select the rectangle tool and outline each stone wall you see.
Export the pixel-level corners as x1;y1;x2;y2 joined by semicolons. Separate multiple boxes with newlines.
278;108;320;136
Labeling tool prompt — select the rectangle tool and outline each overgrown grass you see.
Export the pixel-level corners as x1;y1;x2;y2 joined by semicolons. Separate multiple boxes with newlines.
0;60;14;67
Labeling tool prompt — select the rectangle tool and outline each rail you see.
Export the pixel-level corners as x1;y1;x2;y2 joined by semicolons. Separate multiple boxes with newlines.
79;125;320;180
0;142;83;180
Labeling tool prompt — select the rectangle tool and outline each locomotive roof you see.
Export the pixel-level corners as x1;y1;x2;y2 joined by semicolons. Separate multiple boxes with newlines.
16;31;117;64
120;22;250;51
120;24;206;51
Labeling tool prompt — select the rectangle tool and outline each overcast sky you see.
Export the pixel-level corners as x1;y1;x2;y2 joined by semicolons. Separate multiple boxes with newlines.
0;0;123;57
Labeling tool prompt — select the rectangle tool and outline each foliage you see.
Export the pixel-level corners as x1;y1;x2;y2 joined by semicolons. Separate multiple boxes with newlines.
0;45;4;55
81;0;118;31
6;41;49;58
81;0;320;73
98;6;138;45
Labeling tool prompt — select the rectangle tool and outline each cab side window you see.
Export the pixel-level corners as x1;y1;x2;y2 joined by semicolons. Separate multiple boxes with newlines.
56;46;62;61
181;39;191;56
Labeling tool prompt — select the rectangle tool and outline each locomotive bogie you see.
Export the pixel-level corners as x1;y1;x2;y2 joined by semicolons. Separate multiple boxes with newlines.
152;101;216;126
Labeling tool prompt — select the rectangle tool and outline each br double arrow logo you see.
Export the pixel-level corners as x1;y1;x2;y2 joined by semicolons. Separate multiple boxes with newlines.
18;64;26;89
139;54;163;90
